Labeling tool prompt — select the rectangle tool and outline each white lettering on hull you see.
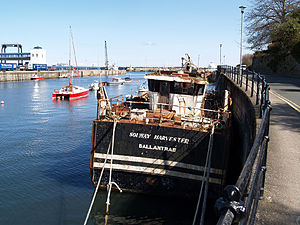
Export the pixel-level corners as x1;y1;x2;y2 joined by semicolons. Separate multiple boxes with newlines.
129;132;189;144
128;132;190;153
138;143;176;152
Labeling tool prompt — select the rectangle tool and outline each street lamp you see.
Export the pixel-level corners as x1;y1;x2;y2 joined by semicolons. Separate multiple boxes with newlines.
219;44;222;65
239;6;246;77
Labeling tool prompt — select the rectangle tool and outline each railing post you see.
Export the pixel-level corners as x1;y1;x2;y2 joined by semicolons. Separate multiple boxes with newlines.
234;68;236;82
256;76;260;105
260;106;271;198
239;69;242;87
265;85;270;109
251;72;254;97
237;67;239;84
159;104;163;124
129;101;132;115
245;70;249;92
259;83;264;118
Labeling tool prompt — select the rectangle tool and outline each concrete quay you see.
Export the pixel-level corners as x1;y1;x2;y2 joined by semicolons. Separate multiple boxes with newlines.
0;69;126;82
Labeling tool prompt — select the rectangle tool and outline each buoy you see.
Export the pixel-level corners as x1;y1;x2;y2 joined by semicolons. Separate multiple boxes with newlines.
1;101;4;105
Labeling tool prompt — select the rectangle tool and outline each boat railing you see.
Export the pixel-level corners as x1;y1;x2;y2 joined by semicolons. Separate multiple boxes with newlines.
96;95;230;130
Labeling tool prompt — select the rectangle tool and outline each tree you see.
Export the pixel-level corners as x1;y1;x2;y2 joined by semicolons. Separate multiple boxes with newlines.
272;8;300;51
246;0;300;50
242;54;254;67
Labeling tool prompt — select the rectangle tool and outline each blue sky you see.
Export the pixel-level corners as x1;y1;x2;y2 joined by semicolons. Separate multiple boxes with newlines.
1;0;250;67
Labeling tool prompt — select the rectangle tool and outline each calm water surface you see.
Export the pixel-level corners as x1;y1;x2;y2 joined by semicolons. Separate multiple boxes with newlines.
0;72;198;225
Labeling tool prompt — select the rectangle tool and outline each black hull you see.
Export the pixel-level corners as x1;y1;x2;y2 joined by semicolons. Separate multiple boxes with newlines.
91;121;230;198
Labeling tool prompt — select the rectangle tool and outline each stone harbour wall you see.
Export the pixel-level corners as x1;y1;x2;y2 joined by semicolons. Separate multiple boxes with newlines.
0;70;126;82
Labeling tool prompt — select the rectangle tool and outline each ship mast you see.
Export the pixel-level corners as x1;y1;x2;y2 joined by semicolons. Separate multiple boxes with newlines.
104;41;109;70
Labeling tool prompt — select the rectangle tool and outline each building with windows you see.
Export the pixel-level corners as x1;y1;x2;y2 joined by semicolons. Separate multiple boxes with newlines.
28;46;47;69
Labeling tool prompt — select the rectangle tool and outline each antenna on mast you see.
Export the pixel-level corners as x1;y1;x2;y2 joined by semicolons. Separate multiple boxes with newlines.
104;41;109;70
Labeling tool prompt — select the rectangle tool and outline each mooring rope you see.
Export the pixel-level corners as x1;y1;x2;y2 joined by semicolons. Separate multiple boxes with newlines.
83;141;112;225
192;124;215;225
104;118;121;225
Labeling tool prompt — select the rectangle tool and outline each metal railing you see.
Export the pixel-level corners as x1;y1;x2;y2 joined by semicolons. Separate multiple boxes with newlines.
214;66;271;225
218;66;270;118
0;53;30;59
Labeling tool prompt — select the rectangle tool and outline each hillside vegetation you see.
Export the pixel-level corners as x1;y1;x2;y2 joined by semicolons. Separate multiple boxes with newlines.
245;1;300;75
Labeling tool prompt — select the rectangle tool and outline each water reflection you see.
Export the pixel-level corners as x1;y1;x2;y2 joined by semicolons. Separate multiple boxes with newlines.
91;192;196;225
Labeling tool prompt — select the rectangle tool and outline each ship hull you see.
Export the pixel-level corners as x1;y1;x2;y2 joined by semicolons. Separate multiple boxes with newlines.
31;77;44;80
90;120;230;198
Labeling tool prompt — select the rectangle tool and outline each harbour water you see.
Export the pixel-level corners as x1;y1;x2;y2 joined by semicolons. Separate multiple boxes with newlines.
0;72;200;225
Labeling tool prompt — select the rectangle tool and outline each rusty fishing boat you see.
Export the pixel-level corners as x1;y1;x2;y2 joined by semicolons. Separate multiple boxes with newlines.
90;54;232;197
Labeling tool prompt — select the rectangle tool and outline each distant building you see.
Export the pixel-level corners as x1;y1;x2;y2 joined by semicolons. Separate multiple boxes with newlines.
28;46;47;69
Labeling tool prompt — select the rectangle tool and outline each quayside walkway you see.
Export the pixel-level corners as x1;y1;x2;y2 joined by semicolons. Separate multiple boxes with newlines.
256;74;300;224
215;68;299;225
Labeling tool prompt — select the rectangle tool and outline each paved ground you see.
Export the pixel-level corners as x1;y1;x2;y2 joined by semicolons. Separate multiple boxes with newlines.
255;74;300;224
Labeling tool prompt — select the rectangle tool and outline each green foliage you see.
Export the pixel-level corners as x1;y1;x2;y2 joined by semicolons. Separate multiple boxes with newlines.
254;8;300;71
246;0;300;50
271;13;300;53
291;41;300;63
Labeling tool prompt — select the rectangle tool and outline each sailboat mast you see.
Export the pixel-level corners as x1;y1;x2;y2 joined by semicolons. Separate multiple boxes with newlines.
70;25;80;84
69;27;71;68
69;26;72;86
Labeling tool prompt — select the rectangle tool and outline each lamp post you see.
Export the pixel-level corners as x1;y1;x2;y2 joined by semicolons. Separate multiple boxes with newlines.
219;44;222;65
239;6;246;77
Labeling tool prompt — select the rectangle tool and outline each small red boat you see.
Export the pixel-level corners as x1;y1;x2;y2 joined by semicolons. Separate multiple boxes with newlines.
31;74;45;80
52;79;88;101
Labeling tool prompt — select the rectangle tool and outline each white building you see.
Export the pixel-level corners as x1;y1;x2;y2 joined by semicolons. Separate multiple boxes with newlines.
28;46;47;69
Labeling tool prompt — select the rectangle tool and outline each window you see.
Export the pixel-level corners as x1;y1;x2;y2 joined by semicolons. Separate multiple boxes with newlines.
195;84;205;95
148;79;160;92
160;81;169;93
172;82;181;94
171;82;201;95
32;54;34;57
36;54;38;57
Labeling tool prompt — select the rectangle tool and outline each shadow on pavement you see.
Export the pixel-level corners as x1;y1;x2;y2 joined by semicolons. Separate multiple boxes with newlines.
264;74;300;88
270;102;300;132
